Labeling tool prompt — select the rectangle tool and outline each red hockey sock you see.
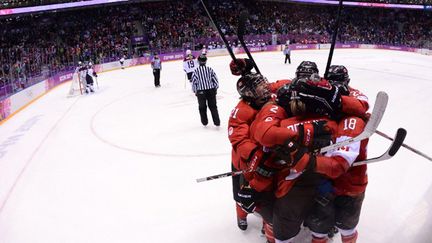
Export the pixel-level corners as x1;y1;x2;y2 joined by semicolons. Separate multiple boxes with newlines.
236;203;248;219
264;221;275;243
311;236;328;243
341;231;358;243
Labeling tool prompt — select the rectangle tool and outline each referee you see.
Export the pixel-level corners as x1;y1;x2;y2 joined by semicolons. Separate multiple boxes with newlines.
191;54;220;127
283;44;291;64
151;52;162;87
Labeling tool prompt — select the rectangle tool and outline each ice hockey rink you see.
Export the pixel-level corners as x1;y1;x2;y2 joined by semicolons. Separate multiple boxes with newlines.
0;49;431;243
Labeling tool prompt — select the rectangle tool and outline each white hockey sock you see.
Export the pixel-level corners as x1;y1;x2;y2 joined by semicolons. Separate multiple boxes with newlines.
337;227;356;237
275;236;295;243
311;231;328;239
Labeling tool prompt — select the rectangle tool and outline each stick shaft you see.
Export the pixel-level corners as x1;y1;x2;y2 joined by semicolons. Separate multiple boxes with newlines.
376;130;432;162
324;0;344;78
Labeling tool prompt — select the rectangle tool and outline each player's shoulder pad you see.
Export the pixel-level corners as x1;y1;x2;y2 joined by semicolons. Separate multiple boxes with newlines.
230;100;259;123
338;116;366;137
257;102;286;120
270;79;292;93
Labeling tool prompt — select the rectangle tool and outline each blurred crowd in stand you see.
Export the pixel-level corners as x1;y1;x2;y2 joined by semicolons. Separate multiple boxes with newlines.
1;0;89;9
1;0;431;98
346;0;432;4
2;0;431;9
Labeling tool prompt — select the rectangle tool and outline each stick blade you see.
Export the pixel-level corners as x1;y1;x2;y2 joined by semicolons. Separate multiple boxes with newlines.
353;127;407;166
388;128;407;156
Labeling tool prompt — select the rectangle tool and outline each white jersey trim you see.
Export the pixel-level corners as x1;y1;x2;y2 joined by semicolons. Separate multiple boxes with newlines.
325;136;361;166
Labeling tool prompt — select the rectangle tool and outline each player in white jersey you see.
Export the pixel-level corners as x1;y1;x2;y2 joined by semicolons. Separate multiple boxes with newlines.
119;55;125;69
201;45;208;55
85;62;97;93
183;49;198;82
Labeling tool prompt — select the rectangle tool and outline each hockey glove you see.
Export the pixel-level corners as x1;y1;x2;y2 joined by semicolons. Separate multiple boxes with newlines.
229;58;254;76
274;139;312;169
237;185;256;213
298;120;332;150
294;76;343;118
247;147;279;178
329;80;349;96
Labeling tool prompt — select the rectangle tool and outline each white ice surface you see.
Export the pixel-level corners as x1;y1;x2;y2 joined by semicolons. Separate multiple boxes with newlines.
0;49;431;243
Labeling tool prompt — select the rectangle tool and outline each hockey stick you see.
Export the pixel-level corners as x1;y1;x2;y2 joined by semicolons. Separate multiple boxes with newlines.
324;0;344;79
375;129;431;162
200;0;237;62
238;11;261;74
196;169;251;183
353;128;407;166
196;91;388;183
317;91;388;154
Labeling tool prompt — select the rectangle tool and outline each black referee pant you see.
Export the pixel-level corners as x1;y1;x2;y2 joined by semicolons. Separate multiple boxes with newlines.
153;69;160;87
285;54;291;64
196;88;220;126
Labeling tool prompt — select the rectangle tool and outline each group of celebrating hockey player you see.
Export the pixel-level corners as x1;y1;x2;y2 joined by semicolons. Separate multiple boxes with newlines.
227;58;369;243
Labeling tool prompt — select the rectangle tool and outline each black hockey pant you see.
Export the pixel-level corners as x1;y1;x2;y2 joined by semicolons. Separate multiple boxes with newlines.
86;75;94;85
273;172;321;241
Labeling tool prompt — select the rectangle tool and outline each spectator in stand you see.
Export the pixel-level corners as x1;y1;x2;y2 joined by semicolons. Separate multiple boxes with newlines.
1;0;432;99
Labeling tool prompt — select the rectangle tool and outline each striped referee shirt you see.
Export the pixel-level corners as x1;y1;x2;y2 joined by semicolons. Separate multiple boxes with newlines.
191;65;219;93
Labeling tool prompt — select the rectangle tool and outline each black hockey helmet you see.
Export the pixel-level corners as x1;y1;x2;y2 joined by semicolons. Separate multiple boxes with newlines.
237;73;271;108
198;54;207;65
327;65;350;95
327;65;350;85
279;77;340;117
295;61;319;79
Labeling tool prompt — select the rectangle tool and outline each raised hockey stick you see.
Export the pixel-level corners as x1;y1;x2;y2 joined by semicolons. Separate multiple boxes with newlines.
353;128;407;166
324;0;344;79
196;91;388;183
376;129;431;162
238;11;261;74
200;0;237;62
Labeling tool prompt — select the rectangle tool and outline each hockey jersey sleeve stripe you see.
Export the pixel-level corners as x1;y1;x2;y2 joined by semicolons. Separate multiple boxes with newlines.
325;136;361;166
